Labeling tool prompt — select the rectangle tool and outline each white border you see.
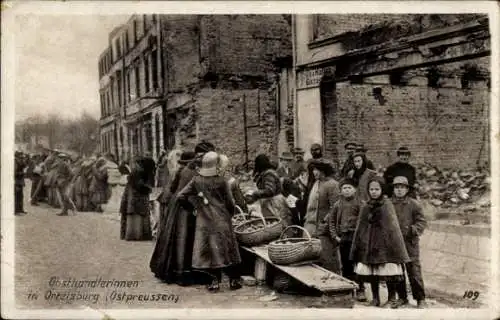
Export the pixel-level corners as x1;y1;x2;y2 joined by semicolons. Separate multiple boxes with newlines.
2;1;499;319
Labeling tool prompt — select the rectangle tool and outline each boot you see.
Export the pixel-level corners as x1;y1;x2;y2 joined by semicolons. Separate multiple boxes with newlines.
356;282;367;301
206;279;220;293
370;281;380;307
385;282;397;307
57;211;69;216
230;278;243;291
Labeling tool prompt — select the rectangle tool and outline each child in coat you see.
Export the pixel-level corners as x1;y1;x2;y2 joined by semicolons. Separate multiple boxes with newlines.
327;178;366;301
349;176;411;307
390;176;428;308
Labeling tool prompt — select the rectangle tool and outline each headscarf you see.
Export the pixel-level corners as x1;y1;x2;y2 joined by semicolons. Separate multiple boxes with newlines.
366;176;387;223
253;154;275;177
352;153;368;186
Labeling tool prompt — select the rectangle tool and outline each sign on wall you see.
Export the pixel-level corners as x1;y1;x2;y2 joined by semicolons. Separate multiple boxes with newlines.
297;66;336;89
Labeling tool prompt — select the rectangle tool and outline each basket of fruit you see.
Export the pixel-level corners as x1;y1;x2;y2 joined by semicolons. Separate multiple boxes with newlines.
234;215;284;247
268;225;321;265
231;205;248;228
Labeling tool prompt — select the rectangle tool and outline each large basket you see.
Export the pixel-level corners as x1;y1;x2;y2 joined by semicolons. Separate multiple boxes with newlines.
234;215;284;247
268;225;321;265
231;205;249;228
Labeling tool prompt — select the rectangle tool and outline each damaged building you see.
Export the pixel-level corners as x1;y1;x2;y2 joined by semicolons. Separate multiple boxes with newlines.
98;14;291;164
282;14;490;170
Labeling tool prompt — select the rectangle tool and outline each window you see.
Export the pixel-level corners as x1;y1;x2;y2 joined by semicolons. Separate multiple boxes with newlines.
144;122;153;154
155;114;161;158
117;71;122;107
100;93;104;116
143;14;147;31
144;55;150;93
134;60;141;98
106;91;111;115
127;71;132;102
133;20;138;44
151;49;158;89
115;38;121;59
125;31;130;51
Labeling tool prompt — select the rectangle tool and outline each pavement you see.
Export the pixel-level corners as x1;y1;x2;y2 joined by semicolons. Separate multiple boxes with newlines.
12;183;463;309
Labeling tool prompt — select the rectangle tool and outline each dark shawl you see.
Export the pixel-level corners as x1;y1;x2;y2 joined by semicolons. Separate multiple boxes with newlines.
349;178;410;265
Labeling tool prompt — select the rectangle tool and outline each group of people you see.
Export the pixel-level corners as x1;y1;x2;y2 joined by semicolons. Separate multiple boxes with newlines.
14;150;117;216
14;139;428;308
269;143;426;308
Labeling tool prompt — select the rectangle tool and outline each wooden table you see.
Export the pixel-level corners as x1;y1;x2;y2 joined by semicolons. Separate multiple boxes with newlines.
240;245;358;307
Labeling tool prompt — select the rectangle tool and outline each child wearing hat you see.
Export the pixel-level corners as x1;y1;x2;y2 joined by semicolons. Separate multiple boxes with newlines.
390;176;428;309
326;178;366;301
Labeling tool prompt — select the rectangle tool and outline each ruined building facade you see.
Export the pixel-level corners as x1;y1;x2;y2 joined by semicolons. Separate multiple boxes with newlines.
98;14;291;164
284;14;490;169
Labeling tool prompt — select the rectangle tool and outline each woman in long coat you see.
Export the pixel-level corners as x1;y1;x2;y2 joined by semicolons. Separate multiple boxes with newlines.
177;152;242;292
120;156;154;241
149;151;201;286
89;156;111;213
303;159;342;273
350;176;410;307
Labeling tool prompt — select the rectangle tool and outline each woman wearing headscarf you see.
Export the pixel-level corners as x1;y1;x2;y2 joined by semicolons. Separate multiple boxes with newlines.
156;149;169;188
120;156;154;241
217;155;248;214
351;153;377;204
245;154;292;227
150;142;215;286
177;152;243;292
89;154;113;213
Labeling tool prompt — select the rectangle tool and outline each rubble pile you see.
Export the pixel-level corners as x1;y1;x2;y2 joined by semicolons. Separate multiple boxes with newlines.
414;163;491;211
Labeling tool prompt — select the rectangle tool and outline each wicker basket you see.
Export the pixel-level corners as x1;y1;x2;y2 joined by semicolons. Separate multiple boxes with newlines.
268;225;321;265
234;215;284;247
231;205;248;228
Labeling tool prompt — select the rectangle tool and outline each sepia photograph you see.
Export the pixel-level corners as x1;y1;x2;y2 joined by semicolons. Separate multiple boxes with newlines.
1;1;499;319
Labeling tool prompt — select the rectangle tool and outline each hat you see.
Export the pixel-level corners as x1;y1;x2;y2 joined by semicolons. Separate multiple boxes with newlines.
393;176;409;186
310;143;322;151
198;151;219;177
280;151;294;160
178;151;196;165
310;159;334;177
293;147;305;155
397;147;411;156
344;142;357;150
340;178;356;188
195;141;215;154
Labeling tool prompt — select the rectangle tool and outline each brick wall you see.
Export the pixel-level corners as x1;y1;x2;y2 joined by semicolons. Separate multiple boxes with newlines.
314;14;485;45
200;15;291;77
192;87;276;167
325;59;489;169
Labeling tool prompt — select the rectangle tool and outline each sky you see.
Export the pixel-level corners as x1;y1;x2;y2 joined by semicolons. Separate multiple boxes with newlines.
14;14;129;121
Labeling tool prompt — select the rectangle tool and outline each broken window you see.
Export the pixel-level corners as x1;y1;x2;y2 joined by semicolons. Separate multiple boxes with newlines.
151;49;158;89
427;67;440;88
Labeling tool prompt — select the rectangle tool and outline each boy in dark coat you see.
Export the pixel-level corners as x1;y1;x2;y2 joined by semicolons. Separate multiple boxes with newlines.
327;178;365;301
391;176;428;308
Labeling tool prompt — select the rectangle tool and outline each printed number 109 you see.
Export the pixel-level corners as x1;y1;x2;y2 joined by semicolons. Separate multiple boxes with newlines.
463;290;480;300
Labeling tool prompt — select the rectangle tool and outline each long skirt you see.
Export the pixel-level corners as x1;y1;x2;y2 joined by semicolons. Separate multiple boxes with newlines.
149;197;206;286
125;214;152;241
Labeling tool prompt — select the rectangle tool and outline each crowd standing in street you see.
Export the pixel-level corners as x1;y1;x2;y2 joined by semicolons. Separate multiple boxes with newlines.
14;140;428;307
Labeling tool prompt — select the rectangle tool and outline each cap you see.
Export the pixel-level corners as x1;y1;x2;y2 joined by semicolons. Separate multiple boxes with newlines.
393;176;409;186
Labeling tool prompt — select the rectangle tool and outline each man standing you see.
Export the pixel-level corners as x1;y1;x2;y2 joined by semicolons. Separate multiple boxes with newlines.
15;152;28;216
305;143;324;202
384;147;418;198
54;153;75;216
340;142;357;179
290;147;306;180
276;151;293;179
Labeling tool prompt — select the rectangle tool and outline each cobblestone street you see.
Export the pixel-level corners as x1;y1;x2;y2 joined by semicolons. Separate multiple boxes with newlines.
13;184;459;310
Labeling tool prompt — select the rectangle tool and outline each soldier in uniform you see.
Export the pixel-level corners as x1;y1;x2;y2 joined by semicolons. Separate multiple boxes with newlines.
15;151;28;216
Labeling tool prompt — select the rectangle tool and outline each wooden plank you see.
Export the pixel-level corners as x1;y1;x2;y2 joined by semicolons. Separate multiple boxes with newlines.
241;246;358;293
